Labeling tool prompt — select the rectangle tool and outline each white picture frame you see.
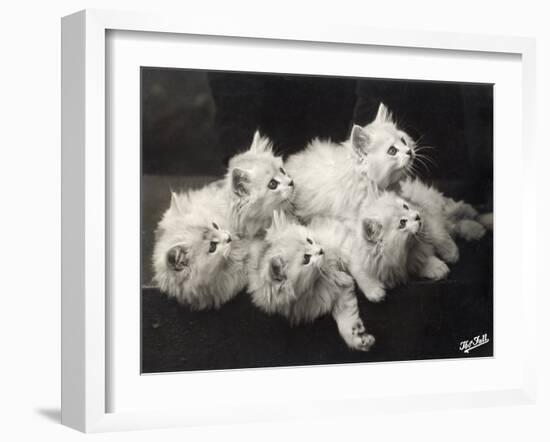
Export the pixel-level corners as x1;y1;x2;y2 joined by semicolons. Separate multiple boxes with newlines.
61;9;537;433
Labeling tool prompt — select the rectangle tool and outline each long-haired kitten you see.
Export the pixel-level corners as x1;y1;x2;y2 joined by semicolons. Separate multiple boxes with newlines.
399;178;491;263
248;212;375;351
152;185;248;310
285;103;415;222
225;131;295;238
324;190;451;303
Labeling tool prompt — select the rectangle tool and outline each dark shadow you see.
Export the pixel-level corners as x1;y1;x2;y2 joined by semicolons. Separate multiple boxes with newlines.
35;407;61;423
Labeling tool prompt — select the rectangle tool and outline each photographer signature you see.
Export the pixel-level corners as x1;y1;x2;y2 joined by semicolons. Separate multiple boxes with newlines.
459;333;490;354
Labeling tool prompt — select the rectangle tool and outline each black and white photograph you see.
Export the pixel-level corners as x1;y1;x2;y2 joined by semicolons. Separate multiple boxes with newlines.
140;68;493;373
6;0;548;438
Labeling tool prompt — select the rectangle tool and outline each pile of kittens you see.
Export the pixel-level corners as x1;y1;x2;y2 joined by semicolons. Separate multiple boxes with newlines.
152;103;493;352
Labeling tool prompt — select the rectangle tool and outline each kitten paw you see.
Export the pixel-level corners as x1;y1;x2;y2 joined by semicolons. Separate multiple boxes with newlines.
350;321;375;352
419;257;449;281
364;286;386;303
457;220;486;241
438;241;459;264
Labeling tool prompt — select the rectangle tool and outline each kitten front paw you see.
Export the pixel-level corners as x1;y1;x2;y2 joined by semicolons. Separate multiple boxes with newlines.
364;286;386;303
350;321;375;352
419;256;449;281
457;220;486;241
438;240;459;264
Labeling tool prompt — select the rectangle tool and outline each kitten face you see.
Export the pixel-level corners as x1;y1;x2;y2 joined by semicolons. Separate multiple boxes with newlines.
258;212;324;306
360;192;422;248
350;103;416;189
355;191;423;289
228;131;295;236
152;190;242;307
231;157;294;211
172;220;233;268
155;215;233;284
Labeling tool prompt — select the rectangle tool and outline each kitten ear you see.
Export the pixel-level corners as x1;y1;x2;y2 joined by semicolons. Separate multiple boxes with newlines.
350;124;371;155
269;255;288;282
169;192;183;215
166;244;189;272
362;218;383;243
251;130;262;150
231;168;251;197
250;129;273;154
374;102;393;124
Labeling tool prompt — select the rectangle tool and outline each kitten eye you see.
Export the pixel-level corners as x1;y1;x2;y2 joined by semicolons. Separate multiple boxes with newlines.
403;204;409;210
279;167;286;175
212;222;219;230
306;238;313;244
387;146;398;156
268;179;279;190
401;137;407;145
399;219;407;229
303;254;311;265
209;241;218;253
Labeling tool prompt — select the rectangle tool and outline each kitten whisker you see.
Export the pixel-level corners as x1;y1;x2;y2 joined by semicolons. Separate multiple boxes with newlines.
408;162;420;174
413;155;433;173
415;152;437;166
414;144;436;151
415;157;430;172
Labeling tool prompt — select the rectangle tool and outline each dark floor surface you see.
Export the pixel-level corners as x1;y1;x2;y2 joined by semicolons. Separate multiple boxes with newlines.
141;175;493;373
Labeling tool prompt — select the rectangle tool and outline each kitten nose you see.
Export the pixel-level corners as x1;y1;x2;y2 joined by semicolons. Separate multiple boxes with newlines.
406;149;413;156
318;248;324;255
226;235;232;243
414;214;421;221
288;179;294;187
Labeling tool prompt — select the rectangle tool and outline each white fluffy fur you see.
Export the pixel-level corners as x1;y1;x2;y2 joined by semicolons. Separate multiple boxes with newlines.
399;178;489;259
285;103;416;222
225;131;296;238
152;185;248;310
247;212;375;351
308;191;450;304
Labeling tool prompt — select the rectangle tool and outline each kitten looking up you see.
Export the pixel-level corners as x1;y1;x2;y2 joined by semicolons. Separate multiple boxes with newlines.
399;178;490;265
248;211;375;352
310;191;450;304
152;185;248;310
285;103;415;222
226;131;295;238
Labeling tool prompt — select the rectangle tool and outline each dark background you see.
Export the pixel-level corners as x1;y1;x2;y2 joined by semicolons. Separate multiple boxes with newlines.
141;68;493;373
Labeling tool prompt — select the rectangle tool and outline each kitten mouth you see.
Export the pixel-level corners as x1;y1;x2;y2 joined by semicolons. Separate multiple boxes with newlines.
410;222;423;236
285;187;295;199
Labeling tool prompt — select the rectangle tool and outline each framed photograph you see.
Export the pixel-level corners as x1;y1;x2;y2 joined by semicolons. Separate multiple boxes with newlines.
61;9;537;432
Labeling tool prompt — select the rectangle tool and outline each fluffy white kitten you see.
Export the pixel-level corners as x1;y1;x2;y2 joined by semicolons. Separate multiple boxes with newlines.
312;191;450;304
152;185;248;310
226;131;295;238
285;103;415;222
399;178;490;263
248;212;375;352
